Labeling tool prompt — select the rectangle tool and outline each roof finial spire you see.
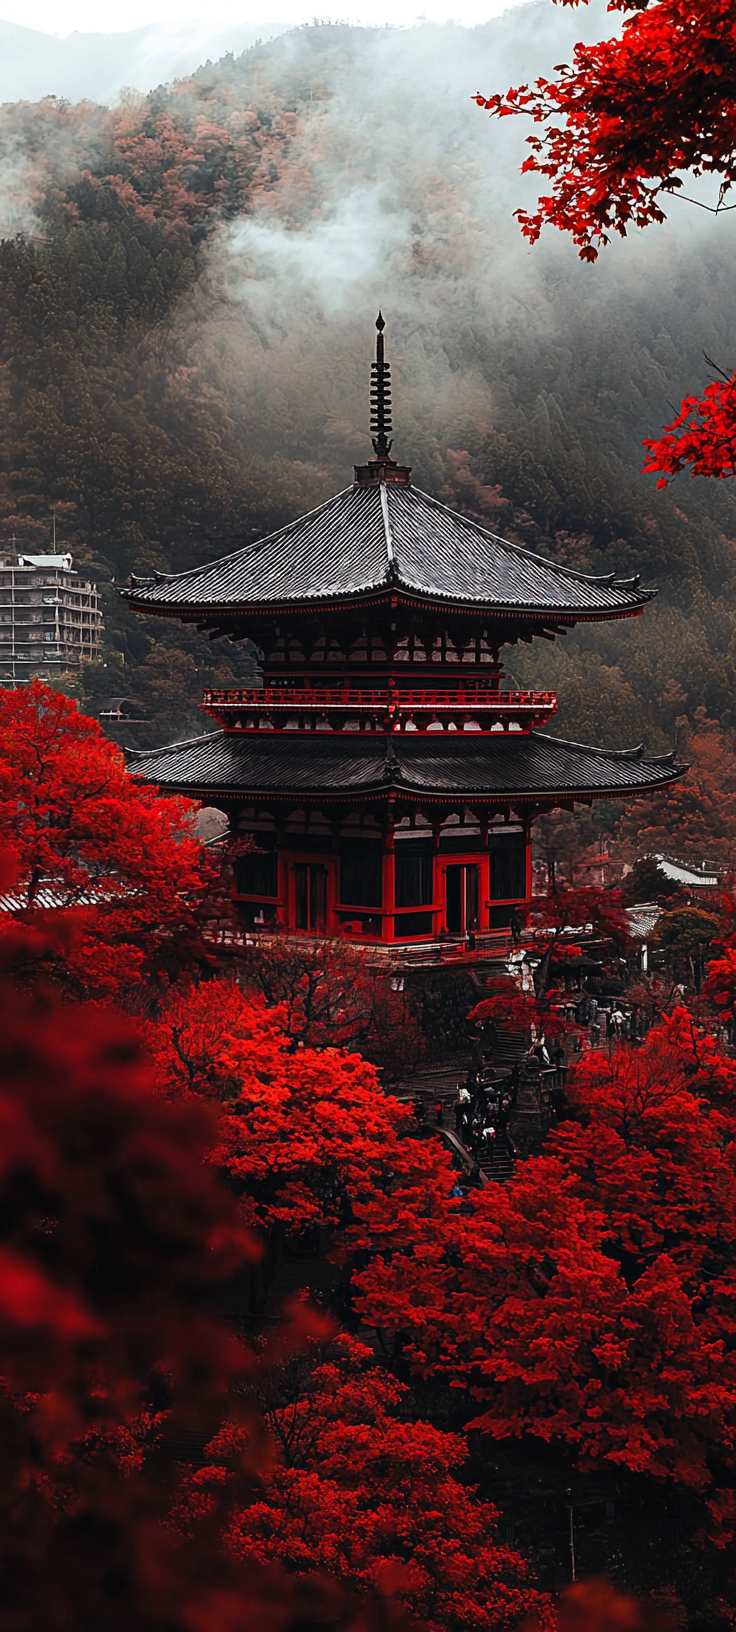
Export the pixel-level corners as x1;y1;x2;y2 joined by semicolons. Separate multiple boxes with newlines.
370;310;393;458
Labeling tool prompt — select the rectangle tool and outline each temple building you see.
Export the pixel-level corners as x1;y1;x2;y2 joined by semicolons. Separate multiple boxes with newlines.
125;316;683;948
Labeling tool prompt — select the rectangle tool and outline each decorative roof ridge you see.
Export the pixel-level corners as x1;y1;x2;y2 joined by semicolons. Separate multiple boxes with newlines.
123;487;357;593
379;483;397;584
126;728;223;759
533;729;684;766
400;485;654;597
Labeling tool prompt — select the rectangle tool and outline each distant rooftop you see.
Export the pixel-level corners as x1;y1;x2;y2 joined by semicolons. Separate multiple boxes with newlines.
18;554;73;570
0;553;75;571
655;854;721;887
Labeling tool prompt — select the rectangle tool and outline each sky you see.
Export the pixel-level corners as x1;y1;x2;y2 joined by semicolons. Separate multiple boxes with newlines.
0;0;526;32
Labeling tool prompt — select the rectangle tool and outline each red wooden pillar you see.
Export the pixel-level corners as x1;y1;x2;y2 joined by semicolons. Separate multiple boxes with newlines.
429;820;444;937
277;849;289;929
273;819;288;930
382;807;396;942
478;812;490;929
328;818;341;935
524;814;534;904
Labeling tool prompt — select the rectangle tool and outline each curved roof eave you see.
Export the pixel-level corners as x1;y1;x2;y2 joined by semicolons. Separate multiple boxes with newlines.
121;479;656;622
126;728;686;802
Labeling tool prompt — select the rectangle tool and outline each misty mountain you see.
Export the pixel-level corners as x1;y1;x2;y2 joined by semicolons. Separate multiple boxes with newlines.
0;16;290;106
0;9;733;765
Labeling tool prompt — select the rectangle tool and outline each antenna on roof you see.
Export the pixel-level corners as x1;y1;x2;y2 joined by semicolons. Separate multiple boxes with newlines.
370;312;393;458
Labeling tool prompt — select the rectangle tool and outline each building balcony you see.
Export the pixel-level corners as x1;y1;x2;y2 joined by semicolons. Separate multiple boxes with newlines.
202;685;557;736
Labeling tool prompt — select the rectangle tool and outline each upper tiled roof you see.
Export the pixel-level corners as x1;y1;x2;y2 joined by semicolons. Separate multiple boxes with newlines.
127;729;683;802
123;482;653;622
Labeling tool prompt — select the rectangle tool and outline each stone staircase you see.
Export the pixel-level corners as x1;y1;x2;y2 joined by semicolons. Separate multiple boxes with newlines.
476;1137;515;1183
393;1026;530;1186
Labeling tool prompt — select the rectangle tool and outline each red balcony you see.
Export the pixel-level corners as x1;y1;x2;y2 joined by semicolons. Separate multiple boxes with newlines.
202;685;557;735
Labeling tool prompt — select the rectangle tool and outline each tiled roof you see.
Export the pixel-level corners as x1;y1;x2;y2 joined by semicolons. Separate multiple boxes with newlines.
123;483;654;621
128;730;683;802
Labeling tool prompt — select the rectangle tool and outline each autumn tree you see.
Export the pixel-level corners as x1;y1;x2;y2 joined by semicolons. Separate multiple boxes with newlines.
1;836;450;1632
529;885;633;996
617;713;736;866
620;857;684;906
642;367;736;485
236;929;424;1079
0;681;219;993
476;0;736;260
0;850;255;1632
703;946;736;1036
352;1012;736;1538
476;0;736;482
148;980;454;1247
195;1334;553;1632
652;905;723;987
467;975;537;1034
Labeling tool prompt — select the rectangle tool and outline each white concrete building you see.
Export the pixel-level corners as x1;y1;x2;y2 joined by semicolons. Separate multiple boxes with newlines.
0;552;103;684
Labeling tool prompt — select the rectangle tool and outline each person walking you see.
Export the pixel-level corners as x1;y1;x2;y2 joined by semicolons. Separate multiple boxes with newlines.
482;1122;497;1166
510;907;523;947
455;1084;470;1140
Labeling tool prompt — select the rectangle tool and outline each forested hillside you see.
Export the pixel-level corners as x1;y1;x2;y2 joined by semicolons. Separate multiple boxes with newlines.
1;8;736;843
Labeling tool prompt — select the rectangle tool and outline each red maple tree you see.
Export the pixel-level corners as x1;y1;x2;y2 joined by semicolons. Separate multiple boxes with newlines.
476;0;736;481
148;980;456;1241
467;973;537;1031
642;366;736;485
475;0;736;260
179;1334;553;1632
353;1011;736;1534
0;849;250;1631
0;681;215;993
236;928;424;1078
617;714;736;864
0;850;426;1632
528;886;632;996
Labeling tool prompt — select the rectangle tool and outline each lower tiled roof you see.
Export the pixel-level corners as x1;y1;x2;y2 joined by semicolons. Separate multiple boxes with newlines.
127;730;684;802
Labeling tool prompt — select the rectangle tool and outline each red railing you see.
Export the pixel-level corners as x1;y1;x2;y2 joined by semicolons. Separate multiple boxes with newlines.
203;686;556;711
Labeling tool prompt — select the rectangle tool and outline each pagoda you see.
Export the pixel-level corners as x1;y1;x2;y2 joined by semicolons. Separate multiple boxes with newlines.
125;316;683;947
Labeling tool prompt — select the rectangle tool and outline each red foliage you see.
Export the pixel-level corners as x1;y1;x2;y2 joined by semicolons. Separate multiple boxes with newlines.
147;981;455;1238
353;1013;736;1529
642;369;736;483
236;930;424;1077
0;886;254;1627
527;887;632;998
0;682;215;993
186;1335;553;1632
703;945;736;1016
618;714;736;863
468;973;536;1031
532;886;630;942
475;0;736;262
476;1;736;482
525;1578;677;1632
0;869;422;1632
